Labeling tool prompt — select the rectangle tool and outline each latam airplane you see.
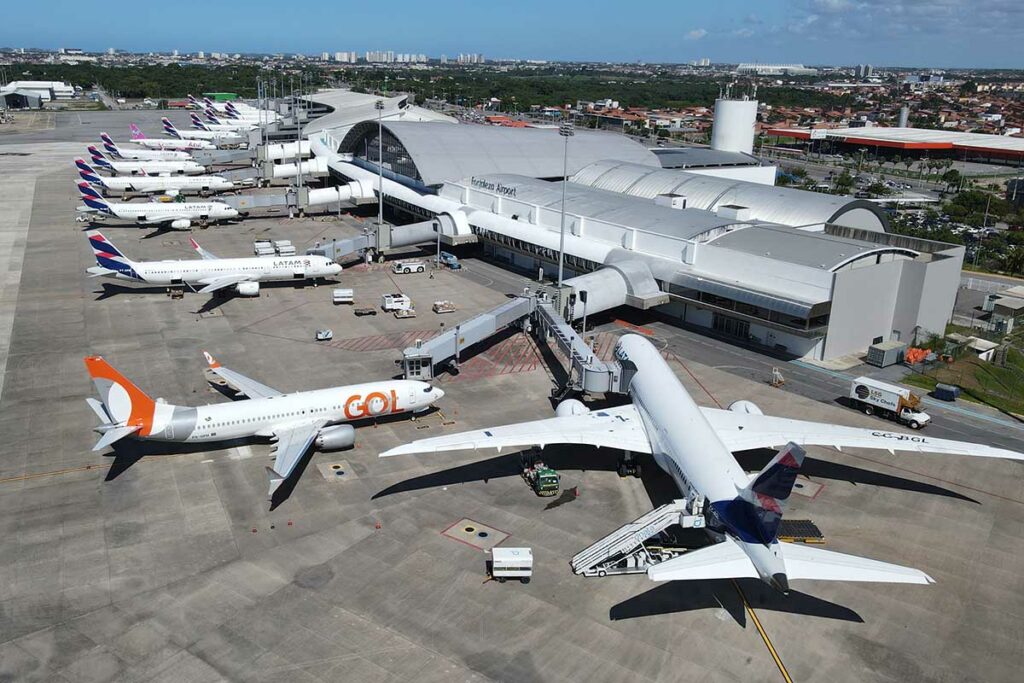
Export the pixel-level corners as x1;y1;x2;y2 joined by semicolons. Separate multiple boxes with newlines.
383;334;1024;593
188;95;275;120
85;352;444;497
77;182;238;229
99;132;192;161
85;229;341;295
163;118;244;146
130;123;214;151
77;159;236;197
191;111;253;134
88;146;206;176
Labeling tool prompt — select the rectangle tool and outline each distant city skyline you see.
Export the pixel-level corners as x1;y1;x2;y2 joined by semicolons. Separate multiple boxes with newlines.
1;0;1022;69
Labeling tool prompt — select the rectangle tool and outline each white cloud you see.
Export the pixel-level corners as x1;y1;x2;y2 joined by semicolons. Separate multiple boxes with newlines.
685;28;708;41
733;28;755;38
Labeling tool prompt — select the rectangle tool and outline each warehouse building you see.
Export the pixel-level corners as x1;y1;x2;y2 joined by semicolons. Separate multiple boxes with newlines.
769;126;1024;165
309;119;962;360
0;80;75;101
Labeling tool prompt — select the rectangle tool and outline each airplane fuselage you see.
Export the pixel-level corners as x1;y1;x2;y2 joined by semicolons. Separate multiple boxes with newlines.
91;175;235;195
615;335;789;587
109;148;191;161
97;255;340;286
99;159;206;176
87;201;238;224
137;138;213;151
131;380;439;443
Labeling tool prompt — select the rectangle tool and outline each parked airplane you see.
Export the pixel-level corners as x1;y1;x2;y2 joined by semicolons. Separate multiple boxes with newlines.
191;111;253;134
77;159;236;197
99;132;192;161
382;334;1024;593
85;229;341;295
76;182;238;228
85;352;444;496
162;117;244;146
130;123;214;151
88;146;206;176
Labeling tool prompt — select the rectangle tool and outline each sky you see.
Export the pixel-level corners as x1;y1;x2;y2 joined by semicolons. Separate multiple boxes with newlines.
2;0;1022;69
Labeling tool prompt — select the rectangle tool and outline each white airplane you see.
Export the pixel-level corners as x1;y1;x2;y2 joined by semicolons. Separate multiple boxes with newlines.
87;146;206;176
130;123;214;151
382;334;1024;593
77;182;238;229
162;118;244;146
85;352;444;497
85;229;342;295
191;111;254;134
100;132;192;161
77;159;236;197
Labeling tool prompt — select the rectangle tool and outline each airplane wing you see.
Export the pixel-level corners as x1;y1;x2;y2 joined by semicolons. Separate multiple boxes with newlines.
202;351;281;399
196;274;253;294
380;404;652;458
647;536;933;585
189;237;217;260
266;421;325;497
701;408;1024;461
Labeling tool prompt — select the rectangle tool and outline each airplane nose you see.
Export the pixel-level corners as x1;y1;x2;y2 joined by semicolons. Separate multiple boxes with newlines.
433;388;445;402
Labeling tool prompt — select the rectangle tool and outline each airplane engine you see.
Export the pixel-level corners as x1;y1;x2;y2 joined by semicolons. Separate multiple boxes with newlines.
728;400;763;415
555;399;590;417
315;424;356;451
235;282;260;297
169;219;191;229
165;189;180;197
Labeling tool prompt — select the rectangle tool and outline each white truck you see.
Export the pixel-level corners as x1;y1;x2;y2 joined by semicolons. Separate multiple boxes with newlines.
381;293;413;312
849;377;931;429
489;547;533;584
391;260;426;274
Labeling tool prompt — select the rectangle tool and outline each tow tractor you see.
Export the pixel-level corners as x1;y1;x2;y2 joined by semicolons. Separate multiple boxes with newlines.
520;450;560;497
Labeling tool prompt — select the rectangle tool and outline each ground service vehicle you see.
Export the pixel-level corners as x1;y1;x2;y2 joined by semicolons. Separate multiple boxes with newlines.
392;260;426;274
521;451;560;496
489;547;533;584
438;251;462;270
849;376;931;429
381;293;413;312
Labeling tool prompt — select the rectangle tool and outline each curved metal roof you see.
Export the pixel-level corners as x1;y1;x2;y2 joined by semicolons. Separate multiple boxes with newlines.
338;122;660;186
570;160;889;232
303;90;455;137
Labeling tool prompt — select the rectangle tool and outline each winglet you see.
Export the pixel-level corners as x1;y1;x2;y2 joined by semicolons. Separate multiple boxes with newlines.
202;350;220;368
190;237;217;260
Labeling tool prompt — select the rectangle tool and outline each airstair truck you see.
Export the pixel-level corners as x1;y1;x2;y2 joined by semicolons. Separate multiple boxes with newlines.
849;377;931;429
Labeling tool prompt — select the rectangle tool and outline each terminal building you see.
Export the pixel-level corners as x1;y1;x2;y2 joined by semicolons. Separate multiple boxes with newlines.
301;91;964;361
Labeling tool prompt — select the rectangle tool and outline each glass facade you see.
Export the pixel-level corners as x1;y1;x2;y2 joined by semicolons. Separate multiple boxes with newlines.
355;128;421;182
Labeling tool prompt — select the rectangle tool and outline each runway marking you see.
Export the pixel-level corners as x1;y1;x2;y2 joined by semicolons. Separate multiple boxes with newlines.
733;579;794;683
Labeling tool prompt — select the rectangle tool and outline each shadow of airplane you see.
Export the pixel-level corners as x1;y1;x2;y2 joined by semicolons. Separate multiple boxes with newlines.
609;578;863;625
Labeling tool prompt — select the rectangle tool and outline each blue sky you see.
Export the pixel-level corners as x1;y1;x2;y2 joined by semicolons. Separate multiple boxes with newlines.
3;0;1022;68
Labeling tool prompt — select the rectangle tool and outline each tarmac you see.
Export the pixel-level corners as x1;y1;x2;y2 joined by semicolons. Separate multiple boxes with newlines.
0;117;1022;683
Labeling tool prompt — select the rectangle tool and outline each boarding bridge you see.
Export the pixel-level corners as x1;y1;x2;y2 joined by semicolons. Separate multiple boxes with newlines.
533;301;622;395
402;295;537;380
570;497;706;577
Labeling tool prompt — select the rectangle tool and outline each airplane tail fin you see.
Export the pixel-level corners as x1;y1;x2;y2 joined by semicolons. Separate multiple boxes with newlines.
205;108;221;124
161;117;180;138
76;158;107;186
223;102;240;119
87;145;113;169
190;112;209;130
87;230;137;272
129;123;146;140
79;182;113;213
711;443;806;546
188;94;201;108
99;132;122;157
83;355;156;444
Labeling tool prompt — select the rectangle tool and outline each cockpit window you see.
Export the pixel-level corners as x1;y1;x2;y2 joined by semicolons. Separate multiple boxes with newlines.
423;385;434;393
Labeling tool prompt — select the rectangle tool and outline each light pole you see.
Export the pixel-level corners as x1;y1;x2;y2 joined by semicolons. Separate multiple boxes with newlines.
375;99;384;230
556;120;574;288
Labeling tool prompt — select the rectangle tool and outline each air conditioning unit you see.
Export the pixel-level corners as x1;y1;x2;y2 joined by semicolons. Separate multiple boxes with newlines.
717;204;753;221
654;193;687;210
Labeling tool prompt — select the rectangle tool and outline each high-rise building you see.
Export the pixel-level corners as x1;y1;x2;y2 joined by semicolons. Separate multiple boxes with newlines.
321;52;330;61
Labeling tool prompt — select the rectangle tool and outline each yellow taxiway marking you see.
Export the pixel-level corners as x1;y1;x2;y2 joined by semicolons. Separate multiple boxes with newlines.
732;579;794;683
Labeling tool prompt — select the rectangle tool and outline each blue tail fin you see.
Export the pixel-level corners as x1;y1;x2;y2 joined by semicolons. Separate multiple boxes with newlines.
79;182;113;213
87;146;113;169
161;117;180;138
710;443;806;546
87;230;139;277
99;132;121;157
76;159;106;186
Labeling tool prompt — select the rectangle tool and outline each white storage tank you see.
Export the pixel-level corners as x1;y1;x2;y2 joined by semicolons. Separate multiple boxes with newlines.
710;97;758;155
